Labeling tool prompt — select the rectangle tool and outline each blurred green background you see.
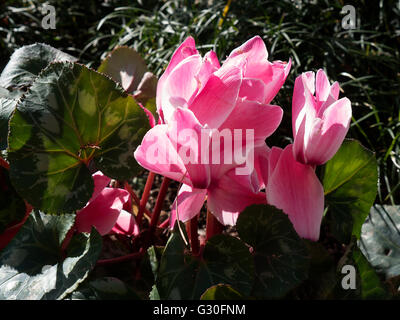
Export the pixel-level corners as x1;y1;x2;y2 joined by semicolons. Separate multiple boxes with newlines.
1;0;399;204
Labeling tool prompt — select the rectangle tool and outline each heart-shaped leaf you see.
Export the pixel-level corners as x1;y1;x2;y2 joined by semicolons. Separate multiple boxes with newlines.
359;205;400;279
236;204;309;298
0;43;76;90
0;210;102;300
67;277;140;300
286;241;337;299
323;140;378;243
155;223;254;300
98;46;149;94
7;62;150;213
193;234;254;298
155;222;197;300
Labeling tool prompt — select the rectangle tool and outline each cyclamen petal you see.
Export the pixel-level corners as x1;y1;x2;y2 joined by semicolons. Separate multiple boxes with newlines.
170;184;207;228
112;209;139;236
292;69;352;165
75;187;130;235
189;66;242;128
219;99;283;146
156;37;198;120
266;145;324;241
207;169;266;226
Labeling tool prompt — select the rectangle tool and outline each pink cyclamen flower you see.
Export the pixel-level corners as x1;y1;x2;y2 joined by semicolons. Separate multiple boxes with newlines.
292;69;352;165
156;35;291;127
258;144;324;241
75;171;139;236
135;107;267;227
135;36;290;227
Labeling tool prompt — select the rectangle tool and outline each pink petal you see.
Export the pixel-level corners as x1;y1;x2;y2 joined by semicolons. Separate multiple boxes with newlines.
239;78;267;102
207;169;266;226
134;125;191;186
196;51;221;93
75;188;130;235
221;37;290;104
315;69;330;102
170;184;207;228
292;114;309;164
165;37;198;75
168;108;211;189
204;50;220;69
330;81;340;100
112;209;139;236
157;37;199;121
220;99;283;145
254;144;270;189
91;171;111;201
189;66;242;128
223;35;269;70
266;145;324;241
292;71;318;137
161;54;203;122
304;97;352;165
263;59;291;104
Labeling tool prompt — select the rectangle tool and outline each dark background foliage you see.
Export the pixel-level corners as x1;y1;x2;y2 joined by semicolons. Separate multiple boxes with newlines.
1;0;399;205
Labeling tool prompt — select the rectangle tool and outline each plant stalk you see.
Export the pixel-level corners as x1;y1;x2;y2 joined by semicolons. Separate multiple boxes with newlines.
149;177;170;233
186;215;200;256
137;171;155;224
205;208;224;241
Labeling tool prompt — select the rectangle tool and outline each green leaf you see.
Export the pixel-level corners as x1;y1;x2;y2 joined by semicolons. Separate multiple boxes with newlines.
0;43;76;90
0;211;102;300
200;284;243;300
7;62;150;213
236;204;309;298
98;46;148;94
286;241;337;299
147;245;164;280
0;167;26;233
333;239;388;299
156;222;198;300
155;223;254;300
149;285;160;300
68;277;140;300
323;139;378;243
193;234;254;298
134;73;158;105
359;205;400;279
0;89;23;150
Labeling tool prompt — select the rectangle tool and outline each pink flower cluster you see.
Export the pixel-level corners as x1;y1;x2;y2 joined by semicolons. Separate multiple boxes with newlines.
70;36;351;242
134;36;352;241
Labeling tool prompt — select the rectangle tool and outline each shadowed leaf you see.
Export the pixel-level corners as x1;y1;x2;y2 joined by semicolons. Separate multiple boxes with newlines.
7;62;150;213
0;211;102;300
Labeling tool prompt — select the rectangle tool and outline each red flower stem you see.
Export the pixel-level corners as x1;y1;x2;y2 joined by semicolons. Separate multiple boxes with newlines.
137;171;155;224
149;177;170;233
205;208;224;241
96;251;143;266
186;216;200;256
158;218;170;229
0;157;9;170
